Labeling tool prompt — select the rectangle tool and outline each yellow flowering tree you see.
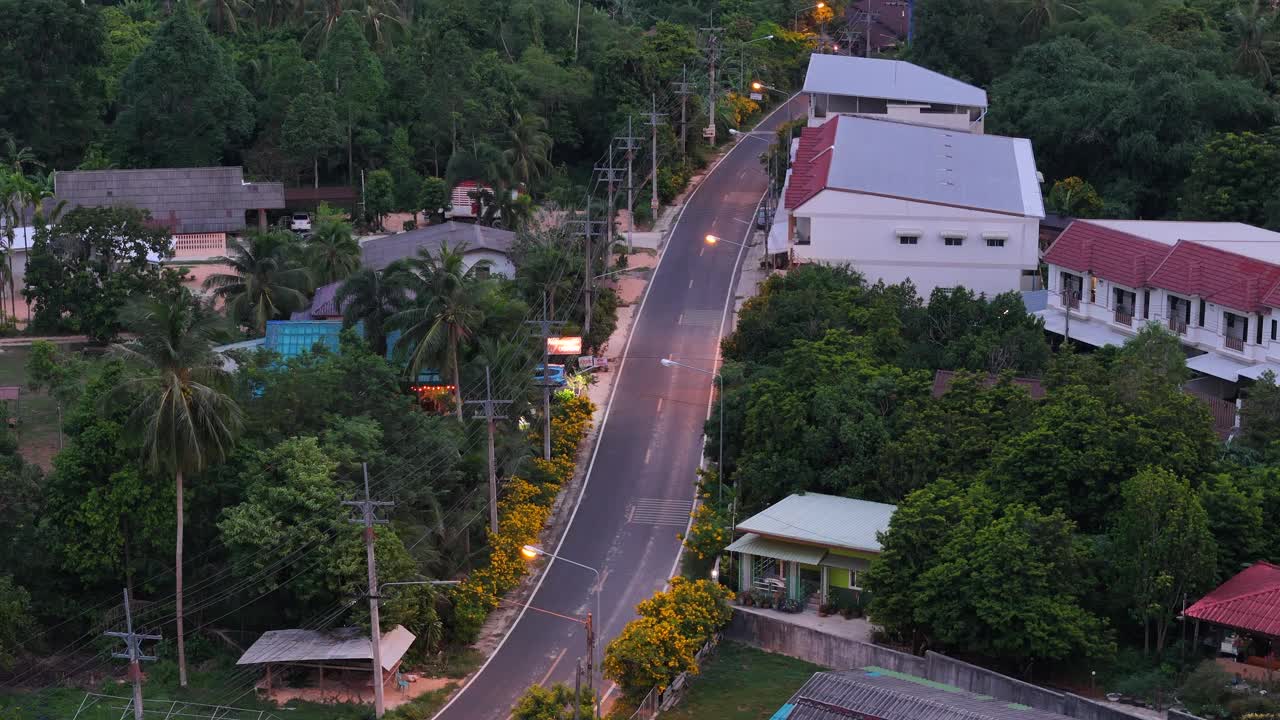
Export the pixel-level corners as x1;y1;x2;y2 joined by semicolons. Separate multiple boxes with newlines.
603;615;700;696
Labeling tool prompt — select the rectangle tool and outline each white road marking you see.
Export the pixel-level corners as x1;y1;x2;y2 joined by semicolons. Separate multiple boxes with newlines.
628;498;696;526
644;446;653;464
539;647;568;687
699;247;705;256
689;278;694;289
655;398;664;414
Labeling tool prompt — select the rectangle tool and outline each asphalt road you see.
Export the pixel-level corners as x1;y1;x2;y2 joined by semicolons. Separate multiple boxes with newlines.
433;95;805;720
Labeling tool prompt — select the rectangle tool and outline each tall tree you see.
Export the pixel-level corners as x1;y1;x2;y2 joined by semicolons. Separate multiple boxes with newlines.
111;1;253;167
503;111;554;187
204;231;311;334
111;291;243;688
365;168;395;229
1180;128;1280;229
386;244;487;419
318;13;385;184
0;0;105;168
305;216;361;285
388;126;422;213
337;267;405;356
281;66;343;189
1228;0;1278;85
1109;467;1216;655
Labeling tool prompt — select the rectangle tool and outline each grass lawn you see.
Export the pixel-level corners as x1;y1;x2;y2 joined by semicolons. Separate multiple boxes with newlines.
662;641;827;720
0;346;71;469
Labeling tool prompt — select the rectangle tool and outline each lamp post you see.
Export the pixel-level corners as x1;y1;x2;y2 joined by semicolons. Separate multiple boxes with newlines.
740;35;774;93
659;357;724;506
793;1;824;31
521;546;602;719
751;81;784;95
702;233;748;249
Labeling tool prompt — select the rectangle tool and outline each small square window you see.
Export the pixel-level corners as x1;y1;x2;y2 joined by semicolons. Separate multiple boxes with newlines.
985;237;1006;247
944;236;964;247
898;235;918;245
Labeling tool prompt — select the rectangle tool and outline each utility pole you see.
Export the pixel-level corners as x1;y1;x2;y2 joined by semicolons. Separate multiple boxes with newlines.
594;160;626;280
464;366;510;534
616;119;641;253
106;589;160;720
585;612;596;720
673;67;693;157
702;24;723;144
865;0;872;57
644;95;666;219
572;658;583;720
344;465;392;719
527;296;566;461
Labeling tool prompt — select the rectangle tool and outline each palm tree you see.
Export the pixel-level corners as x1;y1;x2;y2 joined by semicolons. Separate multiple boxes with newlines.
110;291;242;688
336;266;406;356
305;0;403;49
306;218;361;285
199;0;248;33
204;231;311;334
1020;0;1080;38
513;217;582;318
386;244;486;419
1229;0;1278;85
503;112;554;187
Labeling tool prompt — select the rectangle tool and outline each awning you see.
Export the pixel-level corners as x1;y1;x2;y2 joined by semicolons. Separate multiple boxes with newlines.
1238;362;1280;381
1186;352;1253;382
767;216;790;255
725;533;826;565
1037;310;1132;349
818;553;870;572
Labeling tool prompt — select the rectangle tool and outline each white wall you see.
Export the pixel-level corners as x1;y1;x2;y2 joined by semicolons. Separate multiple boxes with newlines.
793;190;1038;299
463;250;515;279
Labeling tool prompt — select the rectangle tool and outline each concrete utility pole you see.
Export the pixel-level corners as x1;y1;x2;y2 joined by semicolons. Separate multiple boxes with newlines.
673;67;693;157
594;161;626;278
106;589;160;720
464;366;511;534
527;296;566;461
344;465;392;719
644;95;667;218
572;658;584;720
616;119;641;252
702;24;723;144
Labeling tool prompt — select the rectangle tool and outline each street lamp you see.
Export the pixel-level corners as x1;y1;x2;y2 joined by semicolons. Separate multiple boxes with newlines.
659;358;725;506
793;1;824;31
740;35;775;93
521;545;602;719
704;233;748;249
751;81;784;94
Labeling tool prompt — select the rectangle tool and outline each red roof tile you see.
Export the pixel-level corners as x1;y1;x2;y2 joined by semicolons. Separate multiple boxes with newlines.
1148;241;1280;313
1185;561;1280;638
1042;221;1171;289
784;119;840;210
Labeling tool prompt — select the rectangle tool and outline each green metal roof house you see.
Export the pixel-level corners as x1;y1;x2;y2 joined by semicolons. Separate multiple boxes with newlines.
725;492;896;605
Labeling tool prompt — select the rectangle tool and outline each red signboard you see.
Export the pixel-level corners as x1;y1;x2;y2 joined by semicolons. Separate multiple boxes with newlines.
546;336;583;355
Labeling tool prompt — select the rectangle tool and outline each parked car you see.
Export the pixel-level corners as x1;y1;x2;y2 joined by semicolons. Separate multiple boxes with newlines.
290;213;312;232
755;205;771;229
533;364;567;387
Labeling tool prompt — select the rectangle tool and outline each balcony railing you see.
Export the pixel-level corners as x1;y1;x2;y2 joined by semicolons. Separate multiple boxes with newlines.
1064;295;1080;309
1114;311;1133;327
1169;318;1188;335
1226;335;1245;352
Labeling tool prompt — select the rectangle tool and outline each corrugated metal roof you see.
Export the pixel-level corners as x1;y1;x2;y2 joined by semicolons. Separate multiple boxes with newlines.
787;116;1043;217
52;167;285;234
802;54;988;108
237;625;416;671
361;222;515;271
725;533;827;564
0;386;19;401
293;281;345;320
1185;561;1280;638
784;670;1073;720
735;493;896;553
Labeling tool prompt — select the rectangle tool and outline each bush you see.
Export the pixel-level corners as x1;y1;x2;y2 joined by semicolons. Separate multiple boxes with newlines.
1179;660;1231;717
512;682;592;720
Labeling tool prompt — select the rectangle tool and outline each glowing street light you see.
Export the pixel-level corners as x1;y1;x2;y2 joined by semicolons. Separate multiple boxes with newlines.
704;233;747;248
521;545;602;719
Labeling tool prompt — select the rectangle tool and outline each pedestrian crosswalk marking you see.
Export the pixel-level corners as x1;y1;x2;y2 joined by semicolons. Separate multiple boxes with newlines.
678;309;722;326
628;498;695;527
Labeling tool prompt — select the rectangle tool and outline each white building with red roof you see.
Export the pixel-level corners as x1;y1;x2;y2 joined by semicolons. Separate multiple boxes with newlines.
776;115;1043;299
1042;219;1280;384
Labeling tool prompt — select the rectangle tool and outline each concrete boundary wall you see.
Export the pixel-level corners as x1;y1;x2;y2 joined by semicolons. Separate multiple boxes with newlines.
727;610;1152;720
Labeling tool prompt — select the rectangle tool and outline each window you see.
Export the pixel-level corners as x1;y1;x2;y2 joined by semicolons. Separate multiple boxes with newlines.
944;236;964;247
1272;319;1276;341
1258;316;1264;345
1143;290;1150;319
898;235;918;245
1199;299;1206;327
473;263;491;279
985;237;1006;247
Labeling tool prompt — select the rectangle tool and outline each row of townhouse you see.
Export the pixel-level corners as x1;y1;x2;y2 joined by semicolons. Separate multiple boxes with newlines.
1041;219;1280;388
769;54;1044;300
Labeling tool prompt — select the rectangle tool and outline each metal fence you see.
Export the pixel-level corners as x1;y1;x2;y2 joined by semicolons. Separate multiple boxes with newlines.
624;634;722;720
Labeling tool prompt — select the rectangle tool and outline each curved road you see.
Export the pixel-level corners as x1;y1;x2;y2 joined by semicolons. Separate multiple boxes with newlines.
434;96;805;720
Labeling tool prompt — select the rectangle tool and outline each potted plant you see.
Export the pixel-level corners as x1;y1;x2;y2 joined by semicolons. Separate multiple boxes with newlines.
818;602;834;617
741;592;754;607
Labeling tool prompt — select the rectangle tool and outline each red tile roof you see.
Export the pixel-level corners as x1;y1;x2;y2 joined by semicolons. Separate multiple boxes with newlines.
1042;221;1171;290
1185;561;1280;638
1148;241;1280;313
784;118;840;210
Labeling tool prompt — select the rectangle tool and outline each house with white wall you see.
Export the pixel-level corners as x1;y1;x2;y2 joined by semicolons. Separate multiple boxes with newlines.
780;115;1043;299
801;54;988;132
1042;220;1280;387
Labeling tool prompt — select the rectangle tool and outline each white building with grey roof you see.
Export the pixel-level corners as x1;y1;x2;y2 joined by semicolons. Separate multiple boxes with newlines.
780;115;1043;300
802;54;988;133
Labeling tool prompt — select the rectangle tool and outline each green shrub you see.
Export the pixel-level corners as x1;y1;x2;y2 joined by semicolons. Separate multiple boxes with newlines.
1179;660;1231;717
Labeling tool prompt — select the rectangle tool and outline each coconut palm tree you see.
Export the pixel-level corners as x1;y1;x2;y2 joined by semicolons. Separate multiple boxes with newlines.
386;244;486;419
503;111;554;186
305;218;361;285
110;290;242;688
1020;0;1080;38
204;231;311;334
1229;0;1278;85
336;266;406;356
